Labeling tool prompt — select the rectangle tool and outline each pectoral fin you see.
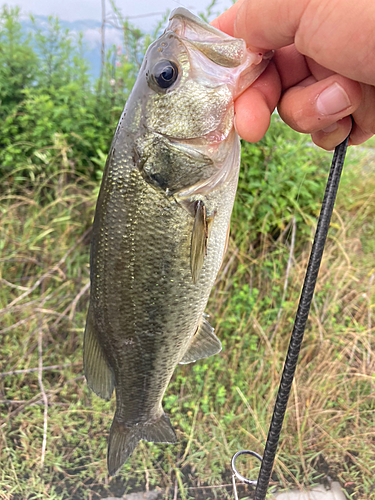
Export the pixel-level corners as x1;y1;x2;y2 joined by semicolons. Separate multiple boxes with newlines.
179;317;221;364
83;306;115;401
190;201;215;283
190;201;207;284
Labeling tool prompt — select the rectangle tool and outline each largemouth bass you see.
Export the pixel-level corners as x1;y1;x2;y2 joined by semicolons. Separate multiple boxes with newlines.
84;7;270;476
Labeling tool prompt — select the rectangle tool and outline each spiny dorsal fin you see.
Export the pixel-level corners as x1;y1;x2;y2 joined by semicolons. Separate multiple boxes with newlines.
83;307;115;401
179;317;221;364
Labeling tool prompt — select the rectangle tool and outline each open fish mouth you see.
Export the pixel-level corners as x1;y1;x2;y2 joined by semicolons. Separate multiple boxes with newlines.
168;8;273;98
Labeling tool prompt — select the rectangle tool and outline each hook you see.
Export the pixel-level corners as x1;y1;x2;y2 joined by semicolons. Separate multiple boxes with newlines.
231;450;262;500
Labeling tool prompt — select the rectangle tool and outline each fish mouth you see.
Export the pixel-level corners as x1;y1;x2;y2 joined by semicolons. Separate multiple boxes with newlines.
167;7;272;98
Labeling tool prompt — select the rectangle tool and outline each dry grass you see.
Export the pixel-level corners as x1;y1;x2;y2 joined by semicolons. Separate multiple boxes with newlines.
0;143;374;500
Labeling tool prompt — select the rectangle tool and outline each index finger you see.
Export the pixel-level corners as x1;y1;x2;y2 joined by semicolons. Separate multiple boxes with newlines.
213;9;311;91
211;0;307;49
210;0;245;35
233;0;308;51
211;0;311;89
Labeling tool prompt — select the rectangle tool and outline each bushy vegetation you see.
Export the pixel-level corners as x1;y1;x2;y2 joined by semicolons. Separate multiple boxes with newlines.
0;5;152;184
0;5;374;500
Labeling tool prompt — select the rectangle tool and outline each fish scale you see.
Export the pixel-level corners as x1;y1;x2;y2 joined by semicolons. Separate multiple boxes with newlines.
83;7;270;476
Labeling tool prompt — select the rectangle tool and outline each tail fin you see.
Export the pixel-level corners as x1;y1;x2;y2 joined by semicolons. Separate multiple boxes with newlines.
107;413;177;476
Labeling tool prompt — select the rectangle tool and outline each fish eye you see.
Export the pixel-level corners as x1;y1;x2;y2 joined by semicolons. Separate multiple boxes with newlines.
152;60;178;89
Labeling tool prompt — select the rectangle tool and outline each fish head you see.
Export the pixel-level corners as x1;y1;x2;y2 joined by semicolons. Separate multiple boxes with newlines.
129;7;272;144
124;8;272;199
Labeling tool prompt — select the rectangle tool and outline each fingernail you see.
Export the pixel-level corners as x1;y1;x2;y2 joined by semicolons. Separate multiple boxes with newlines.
322;123;338;133
316;83;351;115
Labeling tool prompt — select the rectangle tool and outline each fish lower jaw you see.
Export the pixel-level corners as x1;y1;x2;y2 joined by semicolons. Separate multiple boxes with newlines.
150;129;233;148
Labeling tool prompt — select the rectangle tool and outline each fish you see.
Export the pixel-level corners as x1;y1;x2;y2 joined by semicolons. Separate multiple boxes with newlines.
83;7;271;476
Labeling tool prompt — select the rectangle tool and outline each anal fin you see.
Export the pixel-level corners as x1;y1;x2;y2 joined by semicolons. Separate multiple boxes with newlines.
83;306;115;401
179;317;221;364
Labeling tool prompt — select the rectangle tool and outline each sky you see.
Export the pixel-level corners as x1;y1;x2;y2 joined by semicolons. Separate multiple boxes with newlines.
2;0;234;30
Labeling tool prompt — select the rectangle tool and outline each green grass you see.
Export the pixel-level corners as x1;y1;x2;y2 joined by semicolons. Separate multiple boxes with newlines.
0;121;374;500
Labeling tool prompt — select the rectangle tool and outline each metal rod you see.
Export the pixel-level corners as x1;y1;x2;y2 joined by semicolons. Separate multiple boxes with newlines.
253;134;350;500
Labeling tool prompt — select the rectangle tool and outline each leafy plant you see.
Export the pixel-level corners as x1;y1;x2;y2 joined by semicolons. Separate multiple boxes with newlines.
0;6;38;118
0;7;145;187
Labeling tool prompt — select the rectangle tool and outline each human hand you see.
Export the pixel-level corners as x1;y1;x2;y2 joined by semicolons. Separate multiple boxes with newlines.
212;0;375;149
